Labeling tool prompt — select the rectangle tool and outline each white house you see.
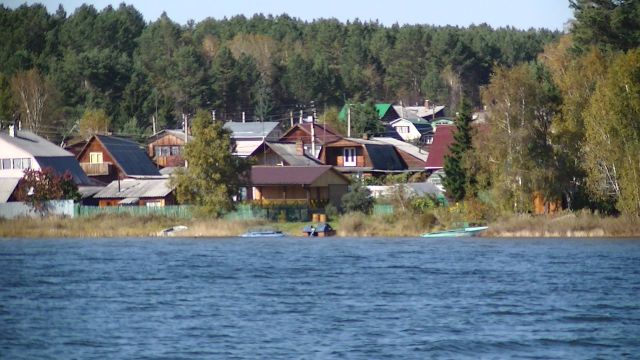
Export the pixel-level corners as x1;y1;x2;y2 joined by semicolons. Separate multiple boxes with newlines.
388;115;434;144
0;126;91;202
223;121;282;157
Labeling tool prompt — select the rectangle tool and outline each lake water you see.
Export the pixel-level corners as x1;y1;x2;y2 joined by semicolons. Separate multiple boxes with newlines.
1;237;639;359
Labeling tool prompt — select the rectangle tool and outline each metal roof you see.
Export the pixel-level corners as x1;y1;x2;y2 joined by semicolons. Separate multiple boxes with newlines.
35;156;92;185
338;103;394;121
364;144;406;171
93;178;173;199
425;125;456;170
223;121;280;138
404;105;446;119
0;130;73;157
264;142;323;166
251;165;348;185
0;177;20;203
95;135;160;176
148;129;193;142
373;137;428;162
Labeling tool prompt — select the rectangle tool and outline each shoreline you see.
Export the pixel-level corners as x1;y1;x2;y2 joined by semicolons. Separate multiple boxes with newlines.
1;212;638;239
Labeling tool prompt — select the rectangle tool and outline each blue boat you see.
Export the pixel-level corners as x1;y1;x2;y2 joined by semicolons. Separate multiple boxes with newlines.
421;226;488;238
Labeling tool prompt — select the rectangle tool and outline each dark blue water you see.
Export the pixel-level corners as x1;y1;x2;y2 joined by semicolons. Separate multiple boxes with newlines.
1;237;639;359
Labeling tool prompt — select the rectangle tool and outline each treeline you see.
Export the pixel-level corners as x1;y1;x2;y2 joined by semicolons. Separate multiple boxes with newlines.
0;2;557;140
448;0;640;217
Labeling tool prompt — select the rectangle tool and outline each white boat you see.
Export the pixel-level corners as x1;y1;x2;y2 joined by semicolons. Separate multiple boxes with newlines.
421;226;488;238
240;228;285;237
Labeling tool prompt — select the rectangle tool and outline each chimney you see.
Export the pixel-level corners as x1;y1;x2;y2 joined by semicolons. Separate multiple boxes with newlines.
425;99;430;110
362;133;369;140
242;112;245;123
295;138;304;156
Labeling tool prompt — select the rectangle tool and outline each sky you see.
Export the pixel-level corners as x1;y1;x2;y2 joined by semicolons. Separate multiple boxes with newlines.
4;0;574;30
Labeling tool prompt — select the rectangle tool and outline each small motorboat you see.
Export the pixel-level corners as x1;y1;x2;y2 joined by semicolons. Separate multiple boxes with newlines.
302;223;336;237
421;226;488;238
240;228;285;237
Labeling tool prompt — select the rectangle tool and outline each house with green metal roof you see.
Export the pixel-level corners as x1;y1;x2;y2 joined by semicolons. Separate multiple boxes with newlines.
338;103;400;123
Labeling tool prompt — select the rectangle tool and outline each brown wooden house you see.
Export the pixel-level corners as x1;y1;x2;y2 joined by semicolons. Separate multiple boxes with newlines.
279;123;342;158
77;135;160;184
248;140;324;166
319;137;407;177
147;129;191;168
92;177;176;207
250;165;350;208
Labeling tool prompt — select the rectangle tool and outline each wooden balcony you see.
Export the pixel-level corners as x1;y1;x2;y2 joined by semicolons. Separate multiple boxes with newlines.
80;162;112;176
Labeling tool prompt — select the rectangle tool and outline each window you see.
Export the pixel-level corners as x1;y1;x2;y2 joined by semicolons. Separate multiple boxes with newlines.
146;201;162;207
12;158;22;169
396;126;410;134
89;152;103;163
343;147;356;167
22;158;31;169
1;158;10;169
158;146;170;156
423;135;434;145
171;146;181;156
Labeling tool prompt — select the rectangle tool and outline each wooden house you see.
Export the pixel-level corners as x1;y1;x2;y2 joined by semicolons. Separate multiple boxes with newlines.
279;122;342;158
250;165;350;208
147;129;191;168
249;140;324;166
319;137;407;177
77;135;160;184
93;177;175;207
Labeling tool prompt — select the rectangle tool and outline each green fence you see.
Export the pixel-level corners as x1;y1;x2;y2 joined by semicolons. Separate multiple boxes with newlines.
75;205;193;218
373;204;394;215
75;204;311;221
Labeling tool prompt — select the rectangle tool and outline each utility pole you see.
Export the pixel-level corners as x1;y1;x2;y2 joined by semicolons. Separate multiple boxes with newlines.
347;106;351;138
299;109;303;124
290;110;294;128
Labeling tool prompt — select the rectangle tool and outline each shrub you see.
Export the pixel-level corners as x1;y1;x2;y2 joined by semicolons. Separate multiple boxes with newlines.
341;182;374;214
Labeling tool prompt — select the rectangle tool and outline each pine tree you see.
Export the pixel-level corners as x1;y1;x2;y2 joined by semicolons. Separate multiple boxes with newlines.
442;104;473;202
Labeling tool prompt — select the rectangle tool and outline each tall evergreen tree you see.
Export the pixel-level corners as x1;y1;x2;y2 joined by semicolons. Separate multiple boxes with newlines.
442;104;474;202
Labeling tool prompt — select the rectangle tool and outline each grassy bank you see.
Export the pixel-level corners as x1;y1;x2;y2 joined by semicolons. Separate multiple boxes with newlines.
0;215;266;238
0;211;435;238
1;211;637;238
484;211;640;237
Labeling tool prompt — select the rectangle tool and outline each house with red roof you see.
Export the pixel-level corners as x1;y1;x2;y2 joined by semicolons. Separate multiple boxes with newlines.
425;125;456;172
249;165;350;208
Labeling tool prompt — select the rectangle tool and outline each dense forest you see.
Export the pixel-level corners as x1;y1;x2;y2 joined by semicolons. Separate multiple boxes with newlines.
0;2;557;141
451;0;640;217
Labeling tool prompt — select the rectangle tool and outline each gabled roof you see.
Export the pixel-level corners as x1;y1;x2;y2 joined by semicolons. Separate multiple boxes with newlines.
34;156;92;185
255;142;323;166
404;105;446;119
0;130;72;157
223;121;280;138
326;138;407;171
0;130;92;185
251;165;349;186
80;135;160;176
0;177;21;203
279;122;342;144
93;178;173;199
148;129;193;143
373;137;428;162
425;125;456;170
338;103;394;121
392;106;424;122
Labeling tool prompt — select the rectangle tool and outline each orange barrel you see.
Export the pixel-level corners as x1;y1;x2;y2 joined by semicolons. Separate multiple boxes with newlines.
312;213;319;222
319;214;327;222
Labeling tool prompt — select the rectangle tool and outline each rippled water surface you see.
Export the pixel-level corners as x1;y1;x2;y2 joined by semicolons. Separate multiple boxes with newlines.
1;237;639;359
